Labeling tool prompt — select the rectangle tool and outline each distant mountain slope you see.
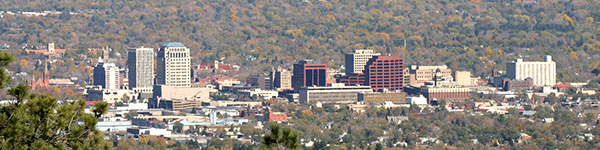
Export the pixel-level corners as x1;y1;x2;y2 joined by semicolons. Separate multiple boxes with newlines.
0;0;599;81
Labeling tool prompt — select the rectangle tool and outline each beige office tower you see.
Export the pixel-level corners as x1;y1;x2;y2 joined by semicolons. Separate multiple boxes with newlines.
271;67;292;90
506;55;556;86
345;49;381;74
454;71;473;86
156;42;191;87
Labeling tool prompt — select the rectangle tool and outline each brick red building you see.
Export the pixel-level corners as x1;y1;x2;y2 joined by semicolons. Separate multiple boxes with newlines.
421;87;471;103
266;111;288;122
240;109;264;118
503;78;533;91
553;84;575;93
292;60;327;90
337;73;365;86
364;56;404;92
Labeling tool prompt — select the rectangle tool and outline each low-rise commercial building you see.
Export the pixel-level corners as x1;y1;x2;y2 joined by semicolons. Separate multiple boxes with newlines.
205;101;262;107
266;111;288;122
246;75;271;90
153;99;203;112
336;73;365;86
86;87;136;104
358;92;406;104
406;65;452;87
238;89;279;100
299;83;372;104
420;87;471;103
127;127;172;136
152;85;211;102
406;95;428;105
503;78;534;91
150;85;211;111
96;121;132;132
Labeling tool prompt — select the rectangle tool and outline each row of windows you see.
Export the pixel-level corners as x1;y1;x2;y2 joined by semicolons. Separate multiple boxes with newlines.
372;85;402;88
166;61;189;64
166;68;189;71
369;70;403;73
369;79;403;82
165;74;189;77
167;80;190;83
369;72;403;75
166;65;190;68
368;65;402;69
166;48;188;52
380;60;402;62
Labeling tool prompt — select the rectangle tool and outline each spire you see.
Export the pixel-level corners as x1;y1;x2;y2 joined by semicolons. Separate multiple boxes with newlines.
435;68;442;87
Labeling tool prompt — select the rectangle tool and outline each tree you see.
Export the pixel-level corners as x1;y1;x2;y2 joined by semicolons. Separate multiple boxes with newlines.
173;121;184;134
0;52;14;89
0;83;111;149
122;93;130;103
214;127;227;138
261;124;299;150
0;52;110;149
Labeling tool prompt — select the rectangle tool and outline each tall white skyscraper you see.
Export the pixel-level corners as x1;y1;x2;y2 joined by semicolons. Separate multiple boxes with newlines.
345;49;381;74
128;47;154;93
506;55;556;86
156;42;191;87
93;58;120;89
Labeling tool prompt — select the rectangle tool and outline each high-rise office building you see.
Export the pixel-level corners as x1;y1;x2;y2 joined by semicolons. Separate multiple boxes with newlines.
128;47;154;93
292;60;327;90
93;58;120;89
345;49;381;74
364;55;404;92
247;75;272;90
156;42;191;87
270;68;292;90
506;55;556;86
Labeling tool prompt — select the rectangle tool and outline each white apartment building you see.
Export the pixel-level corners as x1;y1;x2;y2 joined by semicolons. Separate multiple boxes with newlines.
157;42;191;87
344;49;381;74
506;55;556;86
93;58;120;90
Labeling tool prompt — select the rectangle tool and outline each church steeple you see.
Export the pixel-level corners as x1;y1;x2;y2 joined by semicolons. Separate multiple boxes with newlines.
434;68;442;87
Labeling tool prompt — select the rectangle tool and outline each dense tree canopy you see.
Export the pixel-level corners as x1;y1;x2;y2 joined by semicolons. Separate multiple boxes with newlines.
0;52;110;149
0;0;599;81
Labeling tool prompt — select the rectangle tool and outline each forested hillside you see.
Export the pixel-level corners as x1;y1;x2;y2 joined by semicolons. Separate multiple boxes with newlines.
1;0;599;81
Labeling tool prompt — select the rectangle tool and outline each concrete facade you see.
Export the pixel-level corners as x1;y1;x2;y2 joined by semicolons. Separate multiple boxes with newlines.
299;83;372;104
128;47;154;94
238;89;279;100
406;65;452;87
506;55;556;86
157;42;191;87
344;49;381;74
93;58;120;90
454;71;474;86
420;87;471;103
152;85;211;102
86;88;137;104
358;92;406;104
270;68;292;90
246;75;271;90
